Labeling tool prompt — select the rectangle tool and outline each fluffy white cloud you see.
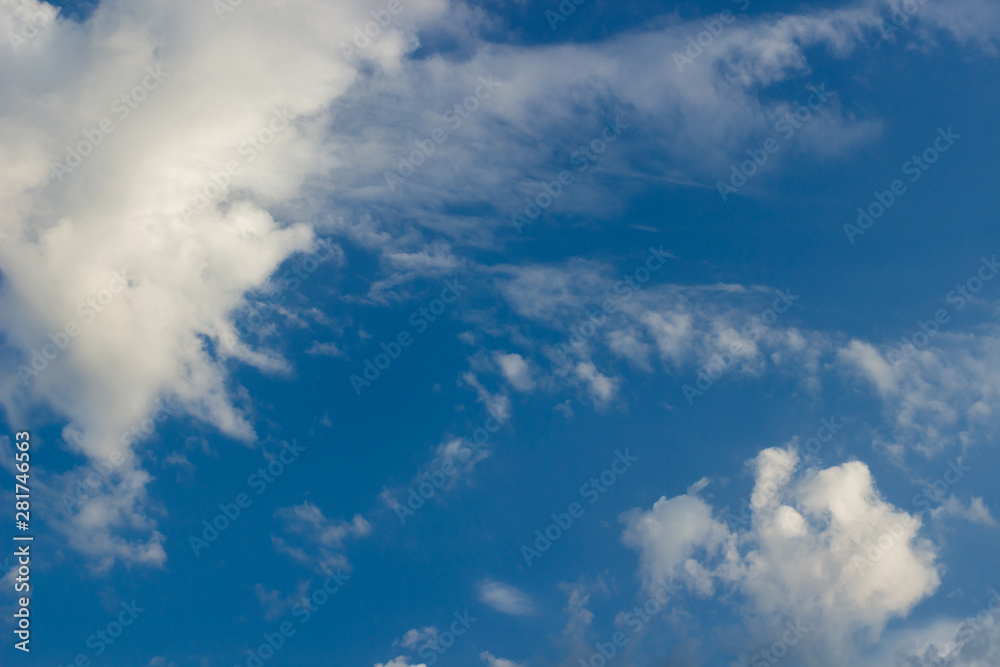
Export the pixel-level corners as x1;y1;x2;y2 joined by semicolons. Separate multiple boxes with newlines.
4;0;997;570
0;0;446;567
621;493;734;597
495;352;535;392
621;447;942;665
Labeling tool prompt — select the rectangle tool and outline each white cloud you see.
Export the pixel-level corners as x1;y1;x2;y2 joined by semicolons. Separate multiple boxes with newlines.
492;259;829;404
930;495;997;527
4;0;998;569
621;492;734;597
253;580;311;622
838;332;1000;455
574;361;618;406
839;340;899;395
560;582;594;645
462;371;511;423
306;341;347;358
430;437;491;485
398;626;438;651
495;352;535;392
0;0;446;568
274;502;371;572
375;658;428;667
480;651;524;667
912;0;1000;53
871;599;1000;666
621;446;942;665
478;580;535;616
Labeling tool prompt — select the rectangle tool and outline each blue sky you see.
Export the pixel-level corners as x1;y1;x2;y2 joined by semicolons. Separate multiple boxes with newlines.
2;0;1000;665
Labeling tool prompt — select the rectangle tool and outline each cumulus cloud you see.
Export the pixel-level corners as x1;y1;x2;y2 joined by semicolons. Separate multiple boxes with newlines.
0;0;446;567
621;492;734;597
621;446;942;665
3;0;997;570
